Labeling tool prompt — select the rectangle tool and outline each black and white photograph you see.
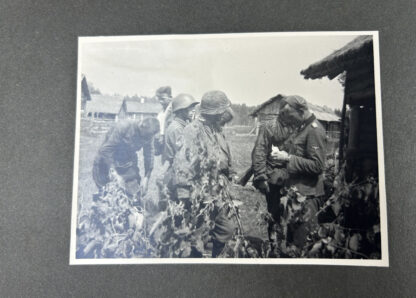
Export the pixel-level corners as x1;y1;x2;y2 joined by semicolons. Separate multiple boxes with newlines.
70;32;387;265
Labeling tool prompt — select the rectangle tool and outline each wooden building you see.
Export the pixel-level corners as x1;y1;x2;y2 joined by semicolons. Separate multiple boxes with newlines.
250;94;340;139
118;97;162;121
85;94;124;121
301;35;377;181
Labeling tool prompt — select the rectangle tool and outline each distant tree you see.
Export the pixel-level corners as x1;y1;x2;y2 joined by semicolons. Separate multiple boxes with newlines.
334;108;342;117
229;103;257;126
88;82;102;95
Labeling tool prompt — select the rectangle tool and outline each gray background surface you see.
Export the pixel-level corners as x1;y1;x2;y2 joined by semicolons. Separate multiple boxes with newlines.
1;0;415;297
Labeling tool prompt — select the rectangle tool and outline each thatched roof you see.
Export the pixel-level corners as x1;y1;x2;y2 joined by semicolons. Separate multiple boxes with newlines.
124;99;162;114
85;94;124;114
250;94;339;122
301;35;373;80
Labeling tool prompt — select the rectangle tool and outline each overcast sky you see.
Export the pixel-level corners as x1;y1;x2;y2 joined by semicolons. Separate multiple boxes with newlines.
80;33;359;110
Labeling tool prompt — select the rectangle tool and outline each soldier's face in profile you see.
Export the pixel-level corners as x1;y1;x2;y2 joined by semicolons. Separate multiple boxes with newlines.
186;107;195;121
158;94;171;109
218;110;234;127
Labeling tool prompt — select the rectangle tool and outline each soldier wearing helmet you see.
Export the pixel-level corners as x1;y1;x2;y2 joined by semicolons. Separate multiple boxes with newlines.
157;94;199;208
162;93;199;165
172;90;236;257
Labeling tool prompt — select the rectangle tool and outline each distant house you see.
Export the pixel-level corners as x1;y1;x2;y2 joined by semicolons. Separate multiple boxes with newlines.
118;97;162;121
85;94;124;121
250;94;340;139
301;35;377;181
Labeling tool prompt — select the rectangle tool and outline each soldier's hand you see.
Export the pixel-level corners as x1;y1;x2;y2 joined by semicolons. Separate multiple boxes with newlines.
257;180;270;194
271;149;290;162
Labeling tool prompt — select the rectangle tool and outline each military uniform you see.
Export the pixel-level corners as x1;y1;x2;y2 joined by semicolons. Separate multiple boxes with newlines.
283;114;326;247
158;117;187;205
252;116;293;229
285;114;326;196
92;120;158;189
173;91;236;257
162;117;187;166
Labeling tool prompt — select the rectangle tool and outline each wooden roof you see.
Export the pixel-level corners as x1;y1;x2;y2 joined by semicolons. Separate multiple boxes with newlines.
250;94;340;122
250;94;284;116
85;94;124;114
124;99;162;114
301;35;374;80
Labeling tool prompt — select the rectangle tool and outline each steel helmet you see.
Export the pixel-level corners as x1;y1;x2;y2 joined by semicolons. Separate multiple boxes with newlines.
172;93;199;113
199;90;232;115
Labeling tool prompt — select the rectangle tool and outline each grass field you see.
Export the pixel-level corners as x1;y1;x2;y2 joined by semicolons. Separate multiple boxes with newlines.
76;121;269;243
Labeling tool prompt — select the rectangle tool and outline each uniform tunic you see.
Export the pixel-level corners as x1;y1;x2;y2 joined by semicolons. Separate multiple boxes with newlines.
92;120;155;188
162;117;187;166
252;116;293;183
172;117;235;244
284;114;326;196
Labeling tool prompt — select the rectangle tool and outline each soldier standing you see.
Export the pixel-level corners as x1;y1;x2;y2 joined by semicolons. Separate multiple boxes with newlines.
154;86;173;156
172;90;236;257
92;117;160;198
272;95;326;249
251;103;294;253
159;94;198;207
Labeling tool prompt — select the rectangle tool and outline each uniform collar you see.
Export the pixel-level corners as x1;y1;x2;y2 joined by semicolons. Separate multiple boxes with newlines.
173;116;187;127
298;114;316;132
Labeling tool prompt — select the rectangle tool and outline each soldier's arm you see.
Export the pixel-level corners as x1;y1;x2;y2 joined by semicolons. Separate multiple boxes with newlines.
287;127;326;175
274;115;293;144
143;137;155;177
172;126;200;199
164;127;185;165
251;123;271;182
96;125;125;165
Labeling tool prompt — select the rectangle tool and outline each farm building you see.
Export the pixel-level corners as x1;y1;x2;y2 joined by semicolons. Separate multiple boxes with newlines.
85;94;124;121
301;35;378;182
250;94;340;139
118;97;162;121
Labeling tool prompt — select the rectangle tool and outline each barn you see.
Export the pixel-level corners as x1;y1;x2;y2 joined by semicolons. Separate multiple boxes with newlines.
250;94;340;141
301;35;378;182
118;97;162;121
85;94;124;121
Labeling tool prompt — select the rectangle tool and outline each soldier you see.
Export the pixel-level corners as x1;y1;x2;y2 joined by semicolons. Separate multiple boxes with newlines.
92;117;160;198
172;90;236;257
272;95;326;248
154;86;173;156
251;101;294;252
158;94;198;207
162;93;199;166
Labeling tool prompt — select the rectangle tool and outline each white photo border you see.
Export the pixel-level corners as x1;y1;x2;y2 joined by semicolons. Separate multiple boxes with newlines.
70;31;388;266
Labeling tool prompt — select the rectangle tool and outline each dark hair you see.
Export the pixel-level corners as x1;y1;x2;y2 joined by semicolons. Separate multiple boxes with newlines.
139;117;160;135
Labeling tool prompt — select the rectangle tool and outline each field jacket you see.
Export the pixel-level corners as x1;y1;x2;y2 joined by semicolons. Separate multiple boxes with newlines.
284;114;326;196
162;117;187;166
93;121;155;187
251;116;293;183
173;117;233;199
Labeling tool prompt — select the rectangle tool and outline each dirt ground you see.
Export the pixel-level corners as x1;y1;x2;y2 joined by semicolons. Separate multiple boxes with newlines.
76;121;269;241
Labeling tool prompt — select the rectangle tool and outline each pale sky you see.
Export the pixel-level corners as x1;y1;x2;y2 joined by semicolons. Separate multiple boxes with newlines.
80;33;359;110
